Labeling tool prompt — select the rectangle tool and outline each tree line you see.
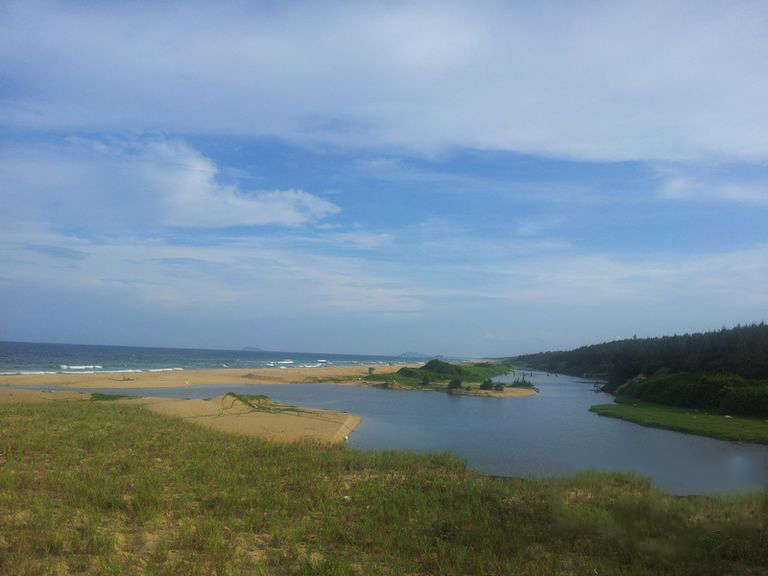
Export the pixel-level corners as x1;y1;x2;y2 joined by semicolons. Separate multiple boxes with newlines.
506;323;768;392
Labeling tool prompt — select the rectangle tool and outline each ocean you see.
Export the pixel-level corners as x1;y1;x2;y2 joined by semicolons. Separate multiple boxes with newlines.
0;341;426;375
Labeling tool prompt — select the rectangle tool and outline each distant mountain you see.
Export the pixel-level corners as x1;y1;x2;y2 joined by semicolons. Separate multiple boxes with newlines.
241;347;264;352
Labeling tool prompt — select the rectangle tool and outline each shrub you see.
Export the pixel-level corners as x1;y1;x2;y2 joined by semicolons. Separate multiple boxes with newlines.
397;367;421;379
479;379;493;390
448;378;463;389
423;359;462;377
720;387;768;418
509;377;534;389
618;372;738;409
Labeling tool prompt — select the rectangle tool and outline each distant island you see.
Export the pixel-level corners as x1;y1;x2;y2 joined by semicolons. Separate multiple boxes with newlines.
241;347;264;352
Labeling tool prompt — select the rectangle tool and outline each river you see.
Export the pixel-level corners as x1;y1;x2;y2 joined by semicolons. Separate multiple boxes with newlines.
66;370;767;495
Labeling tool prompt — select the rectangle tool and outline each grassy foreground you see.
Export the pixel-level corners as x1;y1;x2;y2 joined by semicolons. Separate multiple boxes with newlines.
1;402;767;575
590;401;768;444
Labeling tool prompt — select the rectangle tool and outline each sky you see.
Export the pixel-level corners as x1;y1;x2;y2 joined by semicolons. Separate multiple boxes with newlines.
1;0;767;357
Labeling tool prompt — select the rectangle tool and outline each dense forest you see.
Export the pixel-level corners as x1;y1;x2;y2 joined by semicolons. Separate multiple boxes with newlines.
506;323;768;392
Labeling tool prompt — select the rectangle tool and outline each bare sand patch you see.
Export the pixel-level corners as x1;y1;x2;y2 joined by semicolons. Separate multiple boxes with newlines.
118;394;360;444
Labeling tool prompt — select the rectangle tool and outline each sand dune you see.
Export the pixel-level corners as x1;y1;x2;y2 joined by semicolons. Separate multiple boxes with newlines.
0;388;360;444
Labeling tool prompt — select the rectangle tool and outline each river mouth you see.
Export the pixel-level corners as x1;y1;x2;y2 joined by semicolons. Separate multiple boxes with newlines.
10;372;767;495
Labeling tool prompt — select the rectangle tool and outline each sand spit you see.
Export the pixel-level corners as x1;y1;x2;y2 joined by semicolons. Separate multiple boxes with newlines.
119;394;361;444
0;388;360;444
0;365;407;389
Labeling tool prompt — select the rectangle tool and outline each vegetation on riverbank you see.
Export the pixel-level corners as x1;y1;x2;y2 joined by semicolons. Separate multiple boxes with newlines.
590;400;768;444
1;400;766;575
615;372;768;418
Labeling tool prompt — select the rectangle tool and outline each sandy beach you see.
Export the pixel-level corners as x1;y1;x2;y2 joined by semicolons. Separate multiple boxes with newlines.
0;364;407;389
0;363;537;397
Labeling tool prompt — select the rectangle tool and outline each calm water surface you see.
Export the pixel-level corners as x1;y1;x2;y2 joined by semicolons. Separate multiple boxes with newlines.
61;372;767;495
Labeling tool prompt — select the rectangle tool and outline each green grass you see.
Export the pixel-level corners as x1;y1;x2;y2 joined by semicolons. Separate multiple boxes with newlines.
1;401;766;575
590;400;768;444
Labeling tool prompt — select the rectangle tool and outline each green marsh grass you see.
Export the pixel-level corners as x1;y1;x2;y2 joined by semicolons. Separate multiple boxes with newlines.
590;400;768;444
0;400;766;575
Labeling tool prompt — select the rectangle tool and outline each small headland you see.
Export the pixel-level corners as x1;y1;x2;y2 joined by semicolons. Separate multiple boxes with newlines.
504;323;768;441
359;359;538;397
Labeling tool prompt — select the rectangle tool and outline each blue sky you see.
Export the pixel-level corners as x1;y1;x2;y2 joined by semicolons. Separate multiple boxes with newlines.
1;0;767;356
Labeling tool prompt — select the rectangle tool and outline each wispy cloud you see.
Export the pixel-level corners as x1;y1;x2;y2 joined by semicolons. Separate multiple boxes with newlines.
25;244;88;261
659;172;768;206
1;229;421;315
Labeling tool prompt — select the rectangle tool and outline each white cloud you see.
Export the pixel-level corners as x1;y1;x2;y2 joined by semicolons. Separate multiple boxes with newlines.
2;1;768;162
0;137;340;229
660;173;768;205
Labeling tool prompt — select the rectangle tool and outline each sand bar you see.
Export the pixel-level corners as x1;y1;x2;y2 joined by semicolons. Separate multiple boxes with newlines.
120;394;361;443
0;388;360;444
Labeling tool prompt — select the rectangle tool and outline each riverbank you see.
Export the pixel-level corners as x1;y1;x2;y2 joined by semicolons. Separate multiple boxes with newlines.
0;388;359;444
590;401;768;444
1;399;765;575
